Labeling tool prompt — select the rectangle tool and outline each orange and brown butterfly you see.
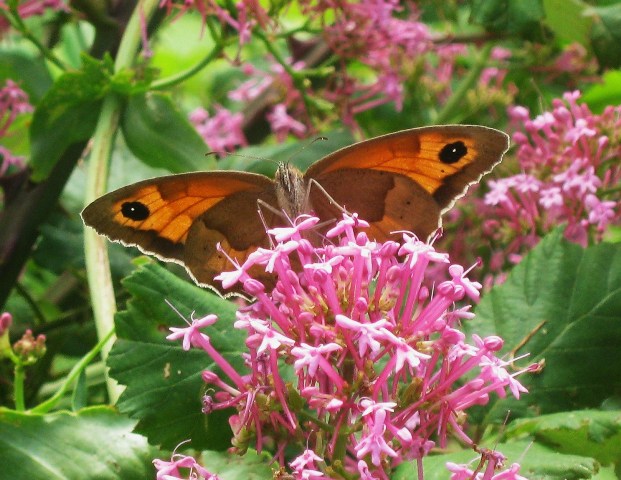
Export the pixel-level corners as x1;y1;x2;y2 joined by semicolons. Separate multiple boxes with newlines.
81;125;509;292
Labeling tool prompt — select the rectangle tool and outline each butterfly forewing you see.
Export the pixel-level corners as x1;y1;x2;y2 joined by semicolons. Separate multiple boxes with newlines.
305;125;509;240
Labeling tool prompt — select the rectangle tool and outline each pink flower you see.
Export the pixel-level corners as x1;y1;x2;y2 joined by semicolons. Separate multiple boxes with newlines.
290;449;329;479
585;194;617;232
266;104;307;142
446;459;528;480
0;146;26;177
189;106;247;154
166;312;218;351
0;311;12;337
153;453;220;480
0;80;32;136
354;408;398;467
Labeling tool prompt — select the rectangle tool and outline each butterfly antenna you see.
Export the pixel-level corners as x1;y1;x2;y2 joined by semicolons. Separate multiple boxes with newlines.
283;136;328;165
205;150;280;169
165;299;192;325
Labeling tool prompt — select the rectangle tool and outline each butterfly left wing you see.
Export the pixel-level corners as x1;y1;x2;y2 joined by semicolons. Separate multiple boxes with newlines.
81;171;279;290
304;125;510;240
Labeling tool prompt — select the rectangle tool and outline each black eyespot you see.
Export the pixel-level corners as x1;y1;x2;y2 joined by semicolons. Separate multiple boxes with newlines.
439;141;467;164
121;201;150;221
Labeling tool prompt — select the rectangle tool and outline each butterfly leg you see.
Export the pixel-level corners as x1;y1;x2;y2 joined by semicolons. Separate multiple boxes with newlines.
306;178;349;226
256;198;292;247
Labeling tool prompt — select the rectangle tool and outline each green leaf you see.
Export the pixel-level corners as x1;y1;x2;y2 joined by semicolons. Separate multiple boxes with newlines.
394;440;601;480
508;410;621;466
121;93;214;173
29;55;112;181
32;213;85;273
197;450;274;478
472;230;621;416
587;4;621;69
543;0;592;46
0;406;154;479
216;128;357;175
582;70;621;114
107;261;244;450
470;0;547;40
71;369;88;411
0;50;53;102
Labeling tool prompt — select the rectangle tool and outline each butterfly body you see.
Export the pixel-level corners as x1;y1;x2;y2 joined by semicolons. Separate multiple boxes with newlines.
82;125;510;291
274;162;310;219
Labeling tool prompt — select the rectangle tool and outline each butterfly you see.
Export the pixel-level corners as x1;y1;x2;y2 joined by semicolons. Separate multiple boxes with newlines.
82;125;509;291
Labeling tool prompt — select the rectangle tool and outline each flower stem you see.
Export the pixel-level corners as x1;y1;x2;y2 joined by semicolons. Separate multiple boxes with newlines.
2;3;67;70
433;42;493;124
31;328;116;413
254;29;315;115
152;41;228;90
13;363;25;411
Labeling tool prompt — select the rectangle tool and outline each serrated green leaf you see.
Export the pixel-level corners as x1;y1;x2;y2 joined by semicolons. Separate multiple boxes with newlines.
0;406;154;479
508;410;621;465
29;55;112;181
395;440;599;480
197;449;274;478
121;93;214;173
108;262;244;450
471;230;621;416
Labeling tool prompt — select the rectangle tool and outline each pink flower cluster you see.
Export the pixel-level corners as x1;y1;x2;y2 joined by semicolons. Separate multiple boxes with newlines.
159;0;270;44
0;79;31;176
482;91;620;269
173;2;519;148
228;61;308;142
158;214;533;479
170;1;436;143
307;0;431;119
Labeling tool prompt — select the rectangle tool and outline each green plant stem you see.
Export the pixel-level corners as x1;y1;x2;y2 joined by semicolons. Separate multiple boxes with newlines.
297;409;334;432
13;364;25;411
254;29;315;115
83;94;122;402
83;0;161;404
14;283;46;326
31;328;115;414
151;41;228;90
2;4;67;70
433;42;493;125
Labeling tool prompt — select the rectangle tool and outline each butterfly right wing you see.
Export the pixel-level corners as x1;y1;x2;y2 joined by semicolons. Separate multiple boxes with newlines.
304;126;509;241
